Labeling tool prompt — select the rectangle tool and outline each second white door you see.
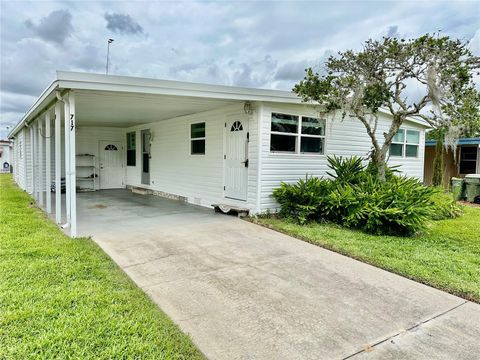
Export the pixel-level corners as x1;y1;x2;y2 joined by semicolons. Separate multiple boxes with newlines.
224;116;248;201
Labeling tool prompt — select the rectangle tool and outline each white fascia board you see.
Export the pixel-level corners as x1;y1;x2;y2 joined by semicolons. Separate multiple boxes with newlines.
56;71;302;104
8;81;59;138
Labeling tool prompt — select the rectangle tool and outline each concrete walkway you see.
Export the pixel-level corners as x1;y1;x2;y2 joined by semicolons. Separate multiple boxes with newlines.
77;190;480;360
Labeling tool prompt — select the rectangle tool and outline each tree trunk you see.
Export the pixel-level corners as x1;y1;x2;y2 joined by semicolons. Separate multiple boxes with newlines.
370;149;388;182
432;137;444;187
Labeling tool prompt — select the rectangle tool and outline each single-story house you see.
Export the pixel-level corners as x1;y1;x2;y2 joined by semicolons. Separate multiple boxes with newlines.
0;139;12;173
424;137;480;187
8;71;428;236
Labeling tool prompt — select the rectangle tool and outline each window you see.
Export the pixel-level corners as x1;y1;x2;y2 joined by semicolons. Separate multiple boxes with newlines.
459;146;478;174
230;121;243;132
190;122;205;155
104;144;118;151
270;113;325;154
126;132;136;166
390;129;419;158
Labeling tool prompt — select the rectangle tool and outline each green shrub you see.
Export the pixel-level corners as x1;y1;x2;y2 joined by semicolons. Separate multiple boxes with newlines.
272;176;331;224
430;190;463;220
326;155;365;184
272;156;445;236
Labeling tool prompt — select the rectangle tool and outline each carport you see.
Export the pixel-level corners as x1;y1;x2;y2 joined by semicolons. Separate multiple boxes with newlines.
73;189;221;238
9;71;277;236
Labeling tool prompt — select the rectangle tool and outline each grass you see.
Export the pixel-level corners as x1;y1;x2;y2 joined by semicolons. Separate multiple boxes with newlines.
252;206;480;303
0;174;204;359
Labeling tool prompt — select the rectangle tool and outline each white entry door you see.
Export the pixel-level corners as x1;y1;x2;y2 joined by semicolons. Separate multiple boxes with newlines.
99;140;124;189
224;116;248;201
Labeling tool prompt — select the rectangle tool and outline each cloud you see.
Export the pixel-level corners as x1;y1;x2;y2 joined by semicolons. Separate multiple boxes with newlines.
275;51;334;83
275;60;309;82
386;25;400;38
25;9;73;44
104;13;143;34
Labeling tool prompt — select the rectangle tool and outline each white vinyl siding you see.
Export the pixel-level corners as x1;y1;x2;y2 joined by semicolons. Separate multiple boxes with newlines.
125;103;260;210
258;103;426;212
14;129;27;190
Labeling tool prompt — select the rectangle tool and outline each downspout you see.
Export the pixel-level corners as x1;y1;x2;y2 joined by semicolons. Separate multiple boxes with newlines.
56;90;71;230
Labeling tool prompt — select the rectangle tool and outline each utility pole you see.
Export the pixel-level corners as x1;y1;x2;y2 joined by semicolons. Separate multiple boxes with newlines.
106;38;114;75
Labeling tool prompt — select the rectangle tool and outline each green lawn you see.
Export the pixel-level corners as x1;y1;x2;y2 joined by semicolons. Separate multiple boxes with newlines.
252;206;480;303
0;174;204;359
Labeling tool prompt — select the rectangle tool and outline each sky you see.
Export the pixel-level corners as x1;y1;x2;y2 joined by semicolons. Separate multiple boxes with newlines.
1;0;479;138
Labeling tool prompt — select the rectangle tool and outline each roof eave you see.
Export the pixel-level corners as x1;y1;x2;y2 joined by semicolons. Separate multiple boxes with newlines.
56;71;302;104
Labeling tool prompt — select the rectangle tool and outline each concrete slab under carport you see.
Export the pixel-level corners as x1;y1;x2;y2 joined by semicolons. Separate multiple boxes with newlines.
76;190;480;360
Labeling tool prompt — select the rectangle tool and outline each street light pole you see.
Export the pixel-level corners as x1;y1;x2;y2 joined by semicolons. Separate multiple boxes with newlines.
106;38;114;75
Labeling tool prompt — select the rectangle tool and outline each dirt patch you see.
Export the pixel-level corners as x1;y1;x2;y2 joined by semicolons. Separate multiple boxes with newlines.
459;201;480;208
89;204;108;209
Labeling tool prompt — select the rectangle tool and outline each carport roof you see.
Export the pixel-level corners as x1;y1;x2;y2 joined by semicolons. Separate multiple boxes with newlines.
8;71;302;137
8;70;429;137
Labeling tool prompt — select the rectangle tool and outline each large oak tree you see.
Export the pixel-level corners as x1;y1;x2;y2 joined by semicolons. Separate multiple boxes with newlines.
294;34;480;181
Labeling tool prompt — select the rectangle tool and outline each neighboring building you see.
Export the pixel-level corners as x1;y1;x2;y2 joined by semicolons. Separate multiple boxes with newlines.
424;138;480;187
0;139;12;173
8;71;428;236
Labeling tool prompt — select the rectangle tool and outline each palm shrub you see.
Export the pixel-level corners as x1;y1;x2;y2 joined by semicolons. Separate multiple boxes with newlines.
326;156;365;184
272;176;331;224
272;156;447;235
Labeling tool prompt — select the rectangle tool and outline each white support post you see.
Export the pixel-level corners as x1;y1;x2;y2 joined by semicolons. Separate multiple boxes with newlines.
31;121;37;199
64;97;71;225
45;111;51;214
55;102;62;224
38;118;44;207
69;92;77;237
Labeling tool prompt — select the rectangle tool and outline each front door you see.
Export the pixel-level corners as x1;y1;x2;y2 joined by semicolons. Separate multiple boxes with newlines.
141;129;151;185
224;116;248;201
99;140;124;189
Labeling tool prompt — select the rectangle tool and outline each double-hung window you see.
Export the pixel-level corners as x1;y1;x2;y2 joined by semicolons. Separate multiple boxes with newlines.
390;129;420;158
270;113;325;154
190;122;206;155
126;132;136;166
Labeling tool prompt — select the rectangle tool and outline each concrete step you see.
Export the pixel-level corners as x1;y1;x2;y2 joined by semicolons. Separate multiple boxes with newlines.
212;204;249;217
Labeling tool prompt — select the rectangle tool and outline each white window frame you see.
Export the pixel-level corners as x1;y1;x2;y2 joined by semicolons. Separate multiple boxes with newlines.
270;112;326;156
190;121;206;156
390;128;420;158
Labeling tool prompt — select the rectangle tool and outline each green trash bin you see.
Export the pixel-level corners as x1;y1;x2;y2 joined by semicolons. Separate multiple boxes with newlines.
465;174;480;202
451;177;465;201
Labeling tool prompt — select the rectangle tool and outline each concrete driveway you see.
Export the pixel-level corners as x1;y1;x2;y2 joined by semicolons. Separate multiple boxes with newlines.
77;190;480;360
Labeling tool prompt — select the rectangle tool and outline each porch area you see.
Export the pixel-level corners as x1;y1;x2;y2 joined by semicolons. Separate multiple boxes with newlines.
73;189;222;238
